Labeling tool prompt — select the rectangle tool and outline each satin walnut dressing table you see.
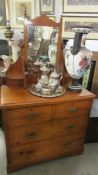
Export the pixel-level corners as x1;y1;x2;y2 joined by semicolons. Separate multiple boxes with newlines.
1;85;95;172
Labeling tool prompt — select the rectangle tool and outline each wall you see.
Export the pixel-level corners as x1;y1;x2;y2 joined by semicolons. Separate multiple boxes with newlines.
0;0;98;51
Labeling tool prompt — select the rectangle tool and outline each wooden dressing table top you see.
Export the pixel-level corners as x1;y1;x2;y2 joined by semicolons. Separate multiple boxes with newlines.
0;85;96;109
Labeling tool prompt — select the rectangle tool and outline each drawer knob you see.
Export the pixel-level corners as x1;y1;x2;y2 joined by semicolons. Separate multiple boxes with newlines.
66;125;75;129
64;141;71;146
26;113;37;119
26;150;35;155
26;132;36;138
19;150;35;156
68;108;77;113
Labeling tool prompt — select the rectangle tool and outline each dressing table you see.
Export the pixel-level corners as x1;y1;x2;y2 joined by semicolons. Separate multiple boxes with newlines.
0;16;96;173
1;85;95;172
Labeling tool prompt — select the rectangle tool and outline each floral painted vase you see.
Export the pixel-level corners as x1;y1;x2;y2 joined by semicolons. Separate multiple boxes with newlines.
64;26;93;91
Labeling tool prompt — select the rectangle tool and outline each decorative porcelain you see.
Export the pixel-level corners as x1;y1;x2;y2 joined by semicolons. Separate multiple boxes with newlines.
65;46;92;79
64;26;93;91
48;28;58;65
48;44;57;65
0;40;21;75
10;41;21;63
0;55;12;73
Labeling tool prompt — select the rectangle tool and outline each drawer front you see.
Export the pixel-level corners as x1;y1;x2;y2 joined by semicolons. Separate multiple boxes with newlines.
8;116;87;147
9;134;84;165
4;106;52;128
54;100;92;120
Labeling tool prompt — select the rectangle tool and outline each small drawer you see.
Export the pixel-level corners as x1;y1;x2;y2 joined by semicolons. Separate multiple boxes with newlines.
62;116;88;136
4;105;52;128
8;116;87;147
9;134;84;165
54;100;92;120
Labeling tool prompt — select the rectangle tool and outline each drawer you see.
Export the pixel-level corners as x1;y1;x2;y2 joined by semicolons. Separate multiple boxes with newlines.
8;116;87;147
9;134;84;165
3;106;52;128
54;100;92;120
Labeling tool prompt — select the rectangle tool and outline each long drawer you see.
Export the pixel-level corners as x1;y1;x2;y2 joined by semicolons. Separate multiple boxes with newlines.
8;116;87;147
3;105;52;128
54;100;92;120
9;134;84;165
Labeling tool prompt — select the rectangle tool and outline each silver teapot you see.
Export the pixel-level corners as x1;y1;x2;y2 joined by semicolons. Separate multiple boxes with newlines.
49;70;62;91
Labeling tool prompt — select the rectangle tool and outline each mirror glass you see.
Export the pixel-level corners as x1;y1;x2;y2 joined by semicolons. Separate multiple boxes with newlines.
27;24;59;66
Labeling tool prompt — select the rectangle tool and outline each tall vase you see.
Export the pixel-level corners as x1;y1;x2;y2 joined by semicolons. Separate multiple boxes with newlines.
64;26;93;91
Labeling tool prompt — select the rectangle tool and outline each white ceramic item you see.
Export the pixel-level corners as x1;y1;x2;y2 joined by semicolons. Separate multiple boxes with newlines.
64;26;93;91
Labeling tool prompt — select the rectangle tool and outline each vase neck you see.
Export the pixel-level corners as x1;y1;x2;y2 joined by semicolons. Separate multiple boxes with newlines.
81;34;87;47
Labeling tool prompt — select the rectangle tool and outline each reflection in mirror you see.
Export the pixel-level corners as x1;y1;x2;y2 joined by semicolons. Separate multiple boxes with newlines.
27;24;58;66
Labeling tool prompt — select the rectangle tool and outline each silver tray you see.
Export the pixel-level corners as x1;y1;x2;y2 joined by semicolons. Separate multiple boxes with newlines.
29;85;65;98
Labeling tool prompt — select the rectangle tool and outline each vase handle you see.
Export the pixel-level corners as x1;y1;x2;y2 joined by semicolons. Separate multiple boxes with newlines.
71;32;83;55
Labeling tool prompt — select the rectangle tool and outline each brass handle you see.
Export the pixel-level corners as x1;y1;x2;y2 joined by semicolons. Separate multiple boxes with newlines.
19;150;35;156
26;113;37;119
26;150;35;155
64;142;71;146
66;125;75;129
26;132;36;138
68;108;77;113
